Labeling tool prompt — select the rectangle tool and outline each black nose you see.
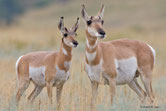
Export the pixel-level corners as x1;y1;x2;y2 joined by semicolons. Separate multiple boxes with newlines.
98;29;105;36
73;41;78;46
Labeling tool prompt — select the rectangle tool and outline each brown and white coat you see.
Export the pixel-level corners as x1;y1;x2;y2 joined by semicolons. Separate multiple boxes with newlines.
82;5;155;110
15;17;79;109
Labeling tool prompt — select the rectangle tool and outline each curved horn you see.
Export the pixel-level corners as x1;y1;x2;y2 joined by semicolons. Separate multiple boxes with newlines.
97;4;105;19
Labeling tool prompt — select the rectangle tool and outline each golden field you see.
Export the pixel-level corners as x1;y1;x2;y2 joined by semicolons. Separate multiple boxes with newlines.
0;0;166;111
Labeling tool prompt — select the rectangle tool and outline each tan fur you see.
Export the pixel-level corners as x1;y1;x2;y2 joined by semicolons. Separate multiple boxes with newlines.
99;39;154;76
82;5;155;110
17;41;72;79
16;41;72;103
85;30;155;106
15;17;79;109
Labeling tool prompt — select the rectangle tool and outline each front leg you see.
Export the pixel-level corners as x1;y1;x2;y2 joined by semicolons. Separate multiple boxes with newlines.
56;84;64;110
108;78;116;105
46;82;53;104
103;60;117;105
90;81;99;111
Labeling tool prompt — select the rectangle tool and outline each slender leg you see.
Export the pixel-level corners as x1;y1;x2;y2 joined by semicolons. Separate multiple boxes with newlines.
16;78;30;104
46;82;53;104
90;81;99;111
140;74;154;103
28;85;44;103
134;79;147;100
128;79;146;101
150;82;155;98
56;84;64;111
108;78;116;105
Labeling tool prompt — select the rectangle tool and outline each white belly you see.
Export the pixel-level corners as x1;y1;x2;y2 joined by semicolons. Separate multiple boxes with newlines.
29;66;46;86
114;57;137;85
29;65;70;86
85;57;137;85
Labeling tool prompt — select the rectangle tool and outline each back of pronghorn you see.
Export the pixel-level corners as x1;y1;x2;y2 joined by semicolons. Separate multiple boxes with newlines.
15;17;79;109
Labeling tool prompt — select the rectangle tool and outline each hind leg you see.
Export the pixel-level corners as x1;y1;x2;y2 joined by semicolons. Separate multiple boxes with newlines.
128;78;146;101
16;78;30;104
140;70;154;103
28;85;43;103
134;78;147;101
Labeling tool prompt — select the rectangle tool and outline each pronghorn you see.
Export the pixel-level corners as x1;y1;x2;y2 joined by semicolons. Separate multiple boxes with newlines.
15;17;79;109
81;5;155;110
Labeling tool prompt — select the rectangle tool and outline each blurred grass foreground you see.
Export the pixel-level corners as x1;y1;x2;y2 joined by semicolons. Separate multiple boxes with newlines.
0;0;166;111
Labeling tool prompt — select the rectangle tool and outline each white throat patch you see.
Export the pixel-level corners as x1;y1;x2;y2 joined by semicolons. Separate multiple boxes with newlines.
86;39;98;49
62;47;68;55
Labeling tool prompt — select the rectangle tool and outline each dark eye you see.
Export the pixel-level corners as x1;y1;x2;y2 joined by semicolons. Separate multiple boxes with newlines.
64;33;68;37
87;20;92;26
101;20;104;25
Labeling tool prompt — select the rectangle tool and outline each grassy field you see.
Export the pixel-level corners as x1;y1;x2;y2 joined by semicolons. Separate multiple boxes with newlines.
0;0;166;111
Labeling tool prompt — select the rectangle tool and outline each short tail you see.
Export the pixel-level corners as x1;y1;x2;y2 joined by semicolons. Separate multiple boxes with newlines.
15;56;23;88
148;45;156;63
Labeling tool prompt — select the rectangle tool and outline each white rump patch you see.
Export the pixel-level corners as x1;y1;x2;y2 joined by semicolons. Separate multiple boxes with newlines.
114;57;138;85
16;56;23;88
29;66;46;86
55;65;70;81
147;44;156;63
62;47;68;55
16;56;23;76
86;51;96;62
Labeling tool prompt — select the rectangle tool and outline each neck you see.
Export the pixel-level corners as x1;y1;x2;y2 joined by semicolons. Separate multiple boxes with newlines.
62;39;72;54
57;39;72;71
85;30;101;65
86;30;98;52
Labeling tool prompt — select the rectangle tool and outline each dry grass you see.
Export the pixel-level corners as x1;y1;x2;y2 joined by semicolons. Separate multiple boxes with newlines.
0;0;166;111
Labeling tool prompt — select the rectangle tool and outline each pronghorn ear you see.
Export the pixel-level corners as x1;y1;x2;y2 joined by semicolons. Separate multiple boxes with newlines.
81;4;89;21
58;17;65;33
72;17;79;32
97;4;105;19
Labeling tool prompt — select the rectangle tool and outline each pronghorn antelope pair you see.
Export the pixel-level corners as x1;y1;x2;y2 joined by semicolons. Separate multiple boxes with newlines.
15;4;156;110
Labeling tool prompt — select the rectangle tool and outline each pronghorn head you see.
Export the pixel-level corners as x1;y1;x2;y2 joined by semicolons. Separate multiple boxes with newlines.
58;17;79;48
81;4;106;39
